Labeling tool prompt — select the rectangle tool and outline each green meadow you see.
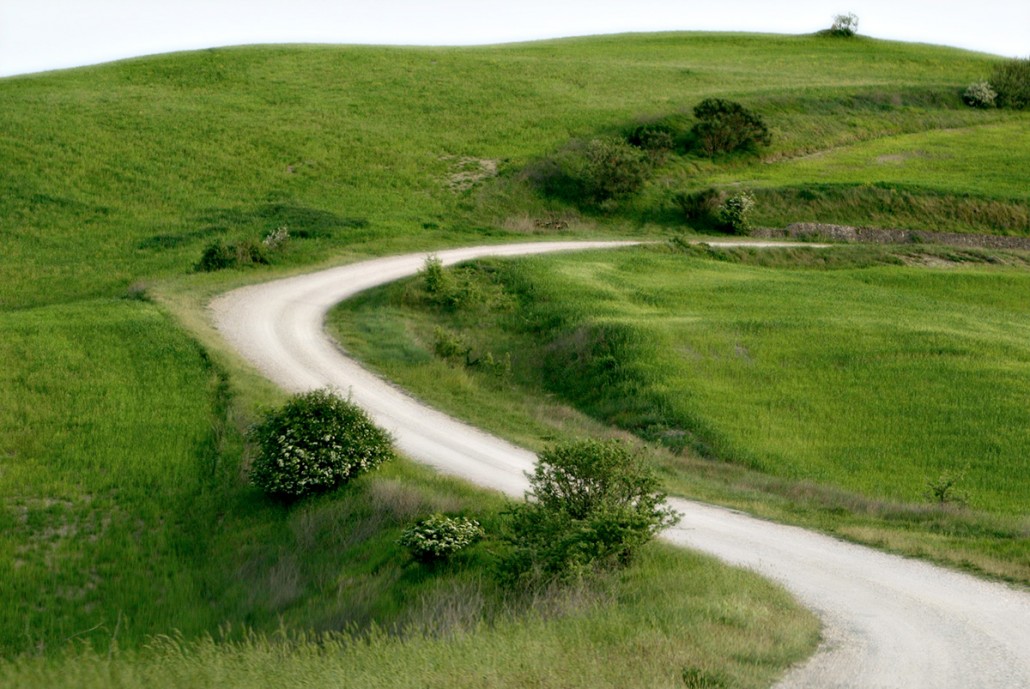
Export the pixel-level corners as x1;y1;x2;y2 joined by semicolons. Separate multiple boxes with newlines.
330;245;1030;581
1;30;1027;685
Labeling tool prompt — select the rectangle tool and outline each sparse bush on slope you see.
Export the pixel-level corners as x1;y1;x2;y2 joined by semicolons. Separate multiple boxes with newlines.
690;99;772;157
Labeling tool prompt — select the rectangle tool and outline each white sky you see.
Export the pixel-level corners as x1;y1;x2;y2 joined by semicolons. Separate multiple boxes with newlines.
1;1;1027;78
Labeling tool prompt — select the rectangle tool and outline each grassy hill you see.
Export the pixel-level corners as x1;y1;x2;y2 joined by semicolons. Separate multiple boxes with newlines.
1;32;1026;685
331;244;1029;582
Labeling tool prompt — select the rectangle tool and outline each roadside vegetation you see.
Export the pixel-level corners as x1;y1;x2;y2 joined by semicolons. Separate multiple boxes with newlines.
1;30;1027;686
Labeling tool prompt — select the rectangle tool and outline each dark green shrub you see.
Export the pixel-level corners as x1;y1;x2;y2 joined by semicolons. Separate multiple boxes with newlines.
196;238;269;272
432;326;471;361
249;388;392;499
502;440;679;583
682;667;729;688
399;514;484;564
522;137;650;208
627;122;677;153
990;58;1030;109
676;187;728;228
626;117;690;164
690;99;771;157
418;257;486;311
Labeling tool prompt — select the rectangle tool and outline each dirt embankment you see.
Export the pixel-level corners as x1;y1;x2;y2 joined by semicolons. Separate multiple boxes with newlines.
753;223;1030;251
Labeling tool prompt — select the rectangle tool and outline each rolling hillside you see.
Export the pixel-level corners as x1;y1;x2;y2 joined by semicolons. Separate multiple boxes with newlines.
1;32;1026;686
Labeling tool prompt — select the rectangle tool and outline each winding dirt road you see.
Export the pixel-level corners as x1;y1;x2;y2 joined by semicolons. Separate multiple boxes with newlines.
210;241;1030;689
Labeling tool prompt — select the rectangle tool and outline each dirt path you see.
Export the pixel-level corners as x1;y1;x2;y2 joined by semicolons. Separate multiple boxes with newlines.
210;240;1030;689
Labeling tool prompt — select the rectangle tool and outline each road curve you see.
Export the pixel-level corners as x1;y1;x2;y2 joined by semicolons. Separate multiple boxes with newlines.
210;241;1030;689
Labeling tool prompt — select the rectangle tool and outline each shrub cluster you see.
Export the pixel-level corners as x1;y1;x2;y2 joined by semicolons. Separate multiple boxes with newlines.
399;514;484;563
677;187;728;228
691;99;772;157
195;225;293;272
989;58;1030;110
502;440;679;582
249;388;392;499
677;187;757;233
522;136;650;209
196;238;270;272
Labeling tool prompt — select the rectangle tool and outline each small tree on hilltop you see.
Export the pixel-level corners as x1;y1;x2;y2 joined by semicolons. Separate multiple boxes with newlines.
690;99;772;157
249;388;392;500
502;439;680;583
830;12;859;37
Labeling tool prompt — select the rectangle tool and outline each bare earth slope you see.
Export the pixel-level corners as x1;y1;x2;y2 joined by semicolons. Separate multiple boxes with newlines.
211;241;1030;689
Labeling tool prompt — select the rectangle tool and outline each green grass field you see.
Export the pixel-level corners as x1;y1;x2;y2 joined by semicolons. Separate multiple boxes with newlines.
1;30;1028;685
329;245;1030;582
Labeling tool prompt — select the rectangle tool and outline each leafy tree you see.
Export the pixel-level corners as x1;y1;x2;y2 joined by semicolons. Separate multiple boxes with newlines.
503;440;679;582
249;388;392;499
690;99;772;157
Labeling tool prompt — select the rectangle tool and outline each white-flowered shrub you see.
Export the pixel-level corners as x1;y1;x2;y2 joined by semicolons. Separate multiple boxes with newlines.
717;190;757;235
263;225;290;249
399;514;484;563
829;12;859;37
963;81;997;108
249;388;392;499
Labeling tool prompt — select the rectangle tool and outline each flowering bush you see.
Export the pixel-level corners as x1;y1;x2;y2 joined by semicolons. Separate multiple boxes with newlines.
829;13;859;37
718;191;757;235
399;514;484;563
249;388;392;499
963;81;997;108
263;225;290;249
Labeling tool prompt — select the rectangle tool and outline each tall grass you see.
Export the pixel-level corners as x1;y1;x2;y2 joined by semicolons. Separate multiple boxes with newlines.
0;543;817;689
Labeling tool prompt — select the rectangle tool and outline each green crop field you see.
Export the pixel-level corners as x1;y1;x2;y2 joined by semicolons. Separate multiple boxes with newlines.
1;29;1027;686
